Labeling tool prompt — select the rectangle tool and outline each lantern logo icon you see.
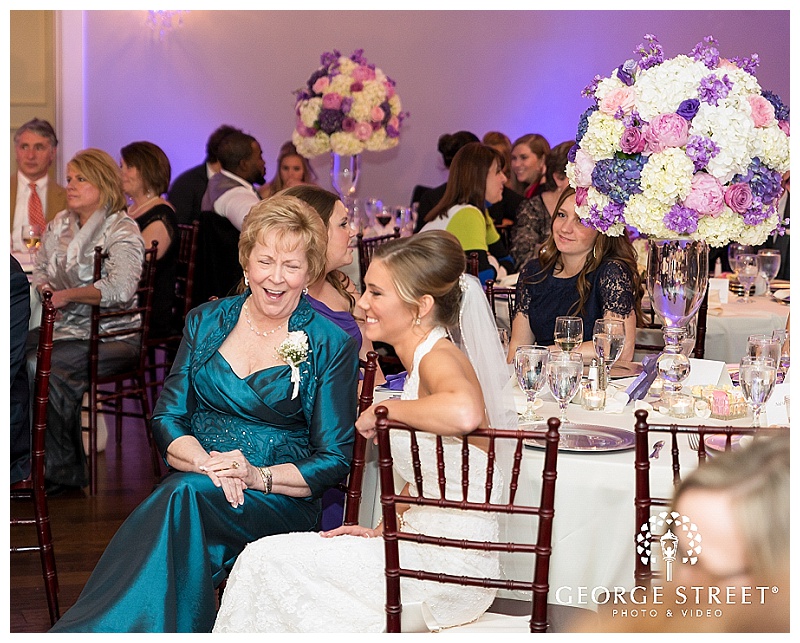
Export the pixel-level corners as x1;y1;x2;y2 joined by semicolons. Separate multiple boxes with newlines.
637;511;701;581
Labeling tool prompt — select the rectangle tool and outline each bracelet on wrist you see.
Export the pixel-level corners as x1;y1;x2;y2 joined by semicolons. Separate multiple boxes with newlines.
258;466;272;494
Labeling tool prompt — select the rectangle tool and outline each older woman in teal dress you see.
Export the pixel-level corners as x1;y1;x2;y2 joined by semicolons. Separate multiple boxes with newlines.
50;195;360;633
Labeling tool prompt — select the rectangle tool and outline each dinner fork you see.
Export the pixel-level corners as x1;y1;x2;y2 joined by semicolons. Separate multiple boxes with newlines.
687;433;700;451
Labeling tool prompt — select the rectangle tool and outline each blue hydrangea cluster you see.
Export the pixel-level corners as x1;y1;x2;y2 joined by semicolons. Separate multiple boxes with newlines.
575;105;599;143
762;90;790;121
737;157;783;204
663;204;699;234
591;155;648;203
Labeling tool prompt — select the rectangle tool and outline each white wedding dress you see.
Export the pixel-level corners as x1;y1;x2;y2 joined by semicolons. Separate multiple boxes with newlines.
213;326;502;632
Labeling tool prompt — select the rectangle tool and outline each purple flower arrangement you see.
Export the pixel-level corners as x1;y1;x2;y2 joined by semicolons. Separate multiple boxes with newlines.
292;49;408;158
566;34;790;246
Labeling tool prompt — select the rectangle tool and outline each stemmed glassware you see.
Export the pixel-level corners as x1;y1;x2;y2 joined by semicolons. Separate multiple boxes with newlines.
364;198;382;232
21;224;43;263
739;356;777;427
747;333;781;364
756;249;781;292
546;350;583;425
554;316;583;352
727;242;752;273
592;317;625;382
735;254;758;303
514;345;549;422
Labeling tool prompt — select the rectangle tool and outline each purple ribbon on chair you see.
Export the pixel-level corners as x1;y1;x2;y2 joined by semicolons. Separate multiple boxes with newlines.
383;372;407;391
625;354;659;401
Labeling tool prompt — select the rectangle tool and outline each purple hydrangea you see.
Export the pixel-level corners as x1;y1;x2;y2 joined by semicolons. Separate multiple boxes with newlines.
731;54;760;76
318;108;344;135
685;135;720;172
636;34;663;71
762;90;790;122
320;50;341;68
349;48;368;66
340;97;353;114
690;36;720;69
735;157;783;205
587;201;626;233
591;155;648;204
676;99;700;121
698;73;732;106
616;59;637;86
576;105;599;143
663;204;699;234
741;206;771;226
567;144;579;163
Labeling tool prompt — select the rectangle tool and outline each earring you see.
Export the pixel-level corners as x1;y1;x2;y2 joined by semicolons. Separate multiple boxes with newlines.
244;275;249;287
414;316;421;326
302;287;309;295
592;244;598;260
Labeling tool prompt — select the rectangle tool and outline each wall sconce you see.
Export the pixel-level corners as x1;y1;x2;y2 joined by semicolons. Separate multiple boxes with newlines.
146;10;188;40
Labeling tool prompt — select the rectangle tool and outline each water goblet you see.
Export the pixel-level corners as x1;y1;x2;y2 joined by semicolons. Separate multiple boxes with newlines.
747;334;781;364
739;356;777;427
514;345;549;422
592;317;625;382
727;242;752;273
756;249;781;291
735;254;758;303
546;350;583;425
554;316;583;353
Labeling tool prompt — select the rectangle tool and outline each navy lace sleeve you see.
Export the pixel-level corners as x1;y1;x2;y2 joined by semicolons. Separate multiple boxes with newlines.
514;259;542;320
597;260;635;317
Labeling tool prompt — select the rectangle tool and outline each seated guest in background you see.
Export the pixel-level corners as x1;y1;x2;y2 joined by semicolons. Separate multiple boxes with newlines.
511;139;574;268
167;124;242;225
11;254;32;484
258;141;317;199
10;118;67;253
120;141;179;338
421;142;515;284
213;230;517;633
482;130;523;230
759;169;790;280
413;130;479;232
508;187;641;362
200;131;266;230
50;195;360;633
26;148;145;494
509;133;550;198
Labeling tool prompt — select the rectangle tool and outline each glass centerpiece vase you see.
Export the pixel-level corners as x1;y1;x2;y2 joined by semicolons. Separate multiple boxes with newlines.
646;238;709;409
330;153;361;207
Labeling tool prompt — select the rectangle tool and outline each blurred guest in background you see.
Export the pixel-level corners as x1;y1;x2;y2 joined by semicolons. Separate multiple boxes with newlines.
510;133;550;198
120;141;179;338
167;124;242;225
482;130;523;231
258;141;317;199
11;254;32;484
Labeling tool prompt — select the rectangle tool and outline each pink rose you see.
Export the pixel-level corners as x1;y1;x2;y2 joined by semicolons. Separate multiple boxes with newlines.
620;127;646;154
747;95;775;128
354;122;372;141
599;87;636;116
644;113;690;153
388;116;400;130
724;183;754;214
341;117;356;133
322;92;343;110
575;186;589;207
779;120;790;136
312;77;329;93
718;58;738;70
351;66;376;82
572;149;595;188
370;106;385;122
385;82;395;99
682;173;725;215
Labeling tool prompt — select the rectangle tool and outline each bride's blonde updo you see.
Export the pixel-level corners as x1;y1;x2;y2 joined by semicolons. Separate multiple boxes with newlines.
372;231;466;329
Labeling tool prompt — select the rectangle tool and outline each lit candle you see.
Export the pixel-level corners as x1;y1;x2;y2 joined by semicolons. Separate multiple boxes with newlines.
669;396;693;418
582;388;606;411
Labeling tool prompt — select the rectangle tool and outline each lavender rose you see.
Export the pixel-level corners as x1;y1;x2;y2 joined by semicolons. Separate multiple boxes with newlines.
322;92;343;110
644;113;690;153
620;127;646;154
724;183;754;214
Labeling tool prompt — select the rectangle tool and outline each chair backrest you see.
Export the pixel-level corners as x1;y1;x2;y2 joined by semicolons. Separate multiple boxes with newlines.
175;220;201;320
633;409;788;587
357;228;401;291
467;251;479;278
192;211;242;307
342;351;380;526
375;408;560;633
484;278;516;323
90;242;158;379
30;291;57;493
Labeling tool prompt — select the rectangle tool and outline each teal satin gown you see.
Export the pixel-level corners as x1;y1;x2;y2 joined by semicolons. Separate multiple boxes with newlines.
50;294;359;632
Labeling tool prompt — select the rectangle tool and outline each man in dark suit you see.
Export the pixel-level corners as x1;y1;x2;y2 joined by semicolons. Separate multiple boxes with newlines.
11;255;31;484
167;124;242;224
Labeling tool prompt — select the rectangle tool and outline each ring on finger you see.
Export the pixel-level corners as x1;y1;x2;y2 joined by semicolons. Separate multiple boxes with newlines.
231;460;240;469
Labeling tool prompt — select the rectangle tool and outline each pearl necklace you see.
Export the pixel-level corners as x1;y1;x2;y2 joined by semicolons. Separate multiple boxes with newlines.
128;195;159;218
242;297;287;337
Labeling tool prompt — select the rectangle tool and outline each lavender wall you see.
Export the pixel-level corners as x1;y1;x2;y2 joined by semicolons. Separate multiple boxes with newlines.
80;10;789;206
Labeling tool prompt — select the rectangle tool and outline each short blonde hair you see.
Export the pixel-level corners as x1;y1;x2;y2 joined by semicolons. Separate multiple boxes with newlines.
238;195;327;286
68;148;127;213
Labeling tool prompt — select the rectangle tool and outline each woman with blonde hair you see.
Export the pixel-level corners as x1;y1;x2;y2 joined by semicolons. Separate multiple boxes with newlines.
258;141;317;199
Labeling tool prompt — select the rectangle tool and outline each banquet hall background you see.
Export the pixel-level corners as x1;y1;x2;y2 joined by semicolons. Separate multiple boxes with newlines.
8;9;790;204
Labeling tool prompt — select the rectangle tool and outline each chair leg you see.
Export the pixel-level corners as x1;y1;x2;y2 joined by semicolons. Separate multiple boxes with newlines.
115;382;124;443
135;375;162;479
33;488;60;625
88;389;98;496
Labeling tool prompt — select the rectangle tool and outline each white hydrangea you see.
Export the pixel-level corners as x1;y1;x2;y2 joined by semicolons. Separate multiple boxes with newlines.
690;103;754;183
634;56;705;120
293;130;331;157
348;94;374;122
365;129;397;152
750;124;791;172
737;213;780;247
299;98;322;128
327;74;352;96
329;131;363;156
694;208;744;247
388;94;402;115
580;111;625;160
593;73;626;102
638;149;694;207
624;193;672;238
337;58;357;75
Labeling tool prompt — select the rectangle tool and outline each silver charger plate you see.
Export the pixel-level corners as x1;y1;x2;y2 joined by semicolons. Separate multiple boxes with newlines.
523;424;635;453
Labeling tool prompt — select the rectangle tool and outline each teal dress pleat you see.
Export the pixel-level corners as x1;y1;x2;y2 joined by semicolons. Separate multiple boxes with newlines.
50;294;359;632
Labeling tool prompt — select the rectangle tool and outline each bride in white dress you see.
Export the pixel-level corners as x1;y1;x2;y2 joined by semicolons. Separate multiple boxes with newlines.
213;231;517;633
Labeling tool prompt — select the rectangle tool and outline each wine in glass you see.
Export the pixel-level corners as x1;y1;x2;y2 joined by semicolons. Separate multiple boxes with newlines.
376;206;394;229
735;254;758;303
546;350;583;425
514;345;548;422
364;198;382;231
21;224;43;263
554;316;583;352
739;356;777;427
592;318;625;381
756;249;781;291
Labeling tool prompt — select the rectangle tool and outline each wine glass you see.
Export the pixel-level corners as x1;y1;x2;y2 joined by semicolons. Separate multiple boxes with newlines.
376;206;394;231
21;224;43;263
364;198;382;232
727;242;752;273
756;249;781;291
735;254;758;303
739;356;777;427
554;316;583;352
514;345;549;422
330;154;360;200
546;350;583;425
592;318;625;382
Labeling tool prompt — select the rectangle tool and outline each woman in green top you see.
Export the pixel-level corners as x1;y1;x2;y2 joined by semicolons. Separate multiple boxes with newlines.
420;142;516;284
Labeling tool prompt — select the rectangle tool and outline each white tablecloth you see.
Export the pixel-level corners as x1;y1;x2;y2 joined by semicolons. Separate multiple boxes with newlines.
361;383;753;608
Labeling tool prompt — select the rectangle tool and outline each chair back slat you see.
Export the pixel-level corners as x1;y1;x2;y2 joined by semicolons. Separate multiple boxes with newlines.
375;408;560;632
357;228;400;291
176;220;200;320
484;278;517;323
467;252;479;278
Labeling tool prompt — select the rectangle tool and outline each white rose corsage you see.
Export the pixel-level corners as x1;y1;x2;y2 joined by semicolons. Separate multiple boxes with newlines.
277;331;309;399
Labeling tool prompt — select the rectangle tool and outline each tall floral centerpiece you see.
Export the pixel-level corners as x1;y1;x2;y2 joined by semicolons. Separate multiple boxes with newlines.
292;49;407;201
566;34;790;400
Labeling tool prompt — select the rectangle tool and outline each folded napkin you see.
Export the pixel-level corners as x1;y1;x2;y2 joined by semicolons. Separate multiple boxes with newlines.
604;390;631;413
625;354;659;401
383;371;407;391
706;289;724;316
